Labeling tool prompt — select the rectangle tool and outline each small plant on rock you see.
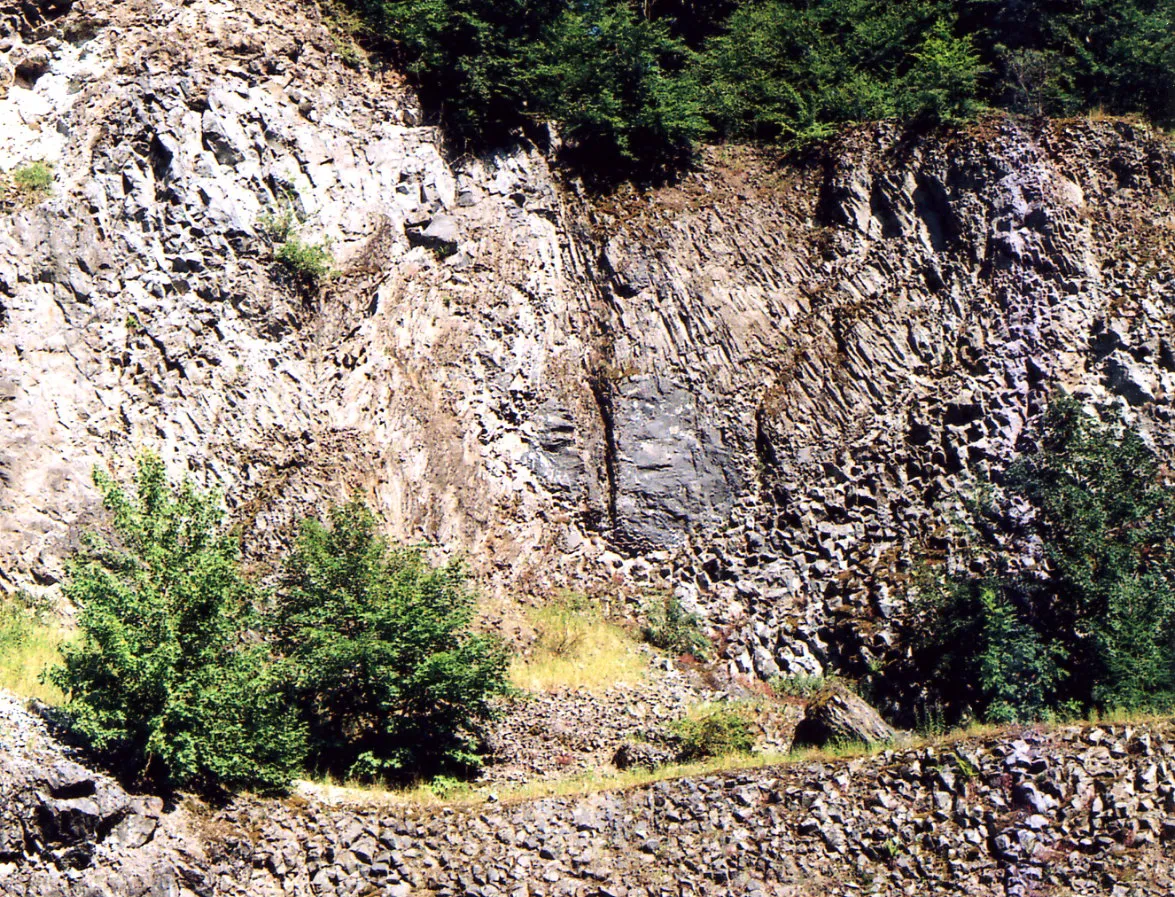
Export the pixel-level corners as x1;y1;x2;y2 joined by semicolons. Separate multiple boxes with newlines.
258;196;335;286
770;674;828;701
276;235;335;284
642;593;712;660
672;704;755;760
4;161;53;205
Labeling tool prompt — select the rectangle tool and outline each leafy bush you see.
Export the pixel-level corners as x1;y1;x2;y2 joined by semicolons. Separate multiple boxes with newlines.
273;499;510;782
346;0;702;172
672;705;755;760
957;0;1175;125
642;593;711;660
52;453;305;794
367;0;563;143
907;397;1175;723
701;2;981;145
276;235;334;284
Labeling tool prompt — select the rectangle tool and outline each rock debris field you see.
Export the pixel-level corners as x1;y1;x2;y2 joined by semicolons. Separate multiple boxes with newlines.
4;690;1175;896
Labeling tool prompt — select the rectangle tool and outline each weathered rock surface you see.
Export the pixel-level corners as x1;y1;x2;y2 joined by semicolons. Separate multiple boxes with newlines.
3;0;1175;697
792;687;898;748
4;691;1175;896
0;693;205;896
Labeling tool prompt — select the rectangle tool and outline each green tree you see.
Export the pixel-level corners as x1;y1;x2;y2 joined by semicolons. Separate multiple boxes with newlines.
700;0;965;145
898;20;986;122
908;397;1175;722
957;0;1175;123
370;0;564;143
274;499;510;781
534;0;706;171
52;453;305;794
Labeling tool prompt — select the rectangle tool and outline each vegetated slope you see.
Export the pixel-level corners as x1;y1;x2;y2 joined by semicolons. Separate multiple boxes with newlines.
4;689;1175;896
2;0;1175;699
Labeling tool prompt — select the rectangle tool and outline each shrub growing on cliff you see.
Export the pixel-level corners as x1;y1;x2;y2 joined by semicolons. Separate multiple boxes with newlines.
642;593;711;660
273;499;510;781
52;453;305;794
276;235;335;284
908;397;1175;722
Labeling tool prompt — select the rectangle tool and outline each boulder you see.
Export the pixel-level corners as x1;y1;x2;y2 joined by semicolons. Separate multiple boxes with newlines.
406;214;459;255
791;687;896;748
613;741;674;771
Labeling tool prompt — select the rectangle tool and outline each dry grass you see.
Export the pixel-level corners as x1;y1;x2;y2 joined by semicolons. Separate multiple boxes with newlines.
0;599;71;704
508;595;648;693
296;710;1175;810
296;748;798;809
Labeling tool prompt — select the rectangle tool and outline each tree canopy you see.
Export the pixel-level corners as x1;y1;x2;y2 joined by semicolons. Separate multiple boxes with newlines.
339;0;1175;173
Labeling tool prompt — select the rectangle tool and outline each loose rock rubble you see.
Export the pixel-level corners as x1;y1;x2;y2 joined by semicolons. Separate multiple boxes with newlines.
4;691;1175;896
483;668;799;784
0;691;205;896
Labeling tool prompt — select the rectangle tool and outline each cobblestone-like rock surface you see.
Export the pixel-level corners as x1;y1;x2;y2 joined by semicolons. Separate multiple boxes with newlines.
482;668;800;784
4;691;1175;896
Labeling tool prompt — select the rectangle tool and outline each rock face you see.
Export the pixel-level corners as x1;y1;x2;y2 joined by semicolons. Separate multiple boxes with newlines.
2;0;1175;694
4;691;1175;897
0;694;203;896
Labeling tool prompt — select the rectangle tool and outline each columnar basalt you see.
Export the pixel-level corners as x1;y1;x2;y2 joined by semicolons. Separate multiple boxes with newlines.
2;0;1174;690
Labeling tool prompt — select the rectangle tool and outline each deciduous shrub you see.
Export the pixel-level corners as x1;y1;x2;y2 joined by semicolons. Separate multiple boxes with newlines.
642;593;712;660
340;0;1175;177
276;235;335;284
52;454;305;794
907;397;1175;723
274;499;510;782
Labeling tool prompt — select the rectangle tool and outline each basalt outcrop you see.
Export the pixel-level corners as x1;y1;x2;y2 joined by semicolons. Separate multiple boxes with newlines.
2;0;1175;689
